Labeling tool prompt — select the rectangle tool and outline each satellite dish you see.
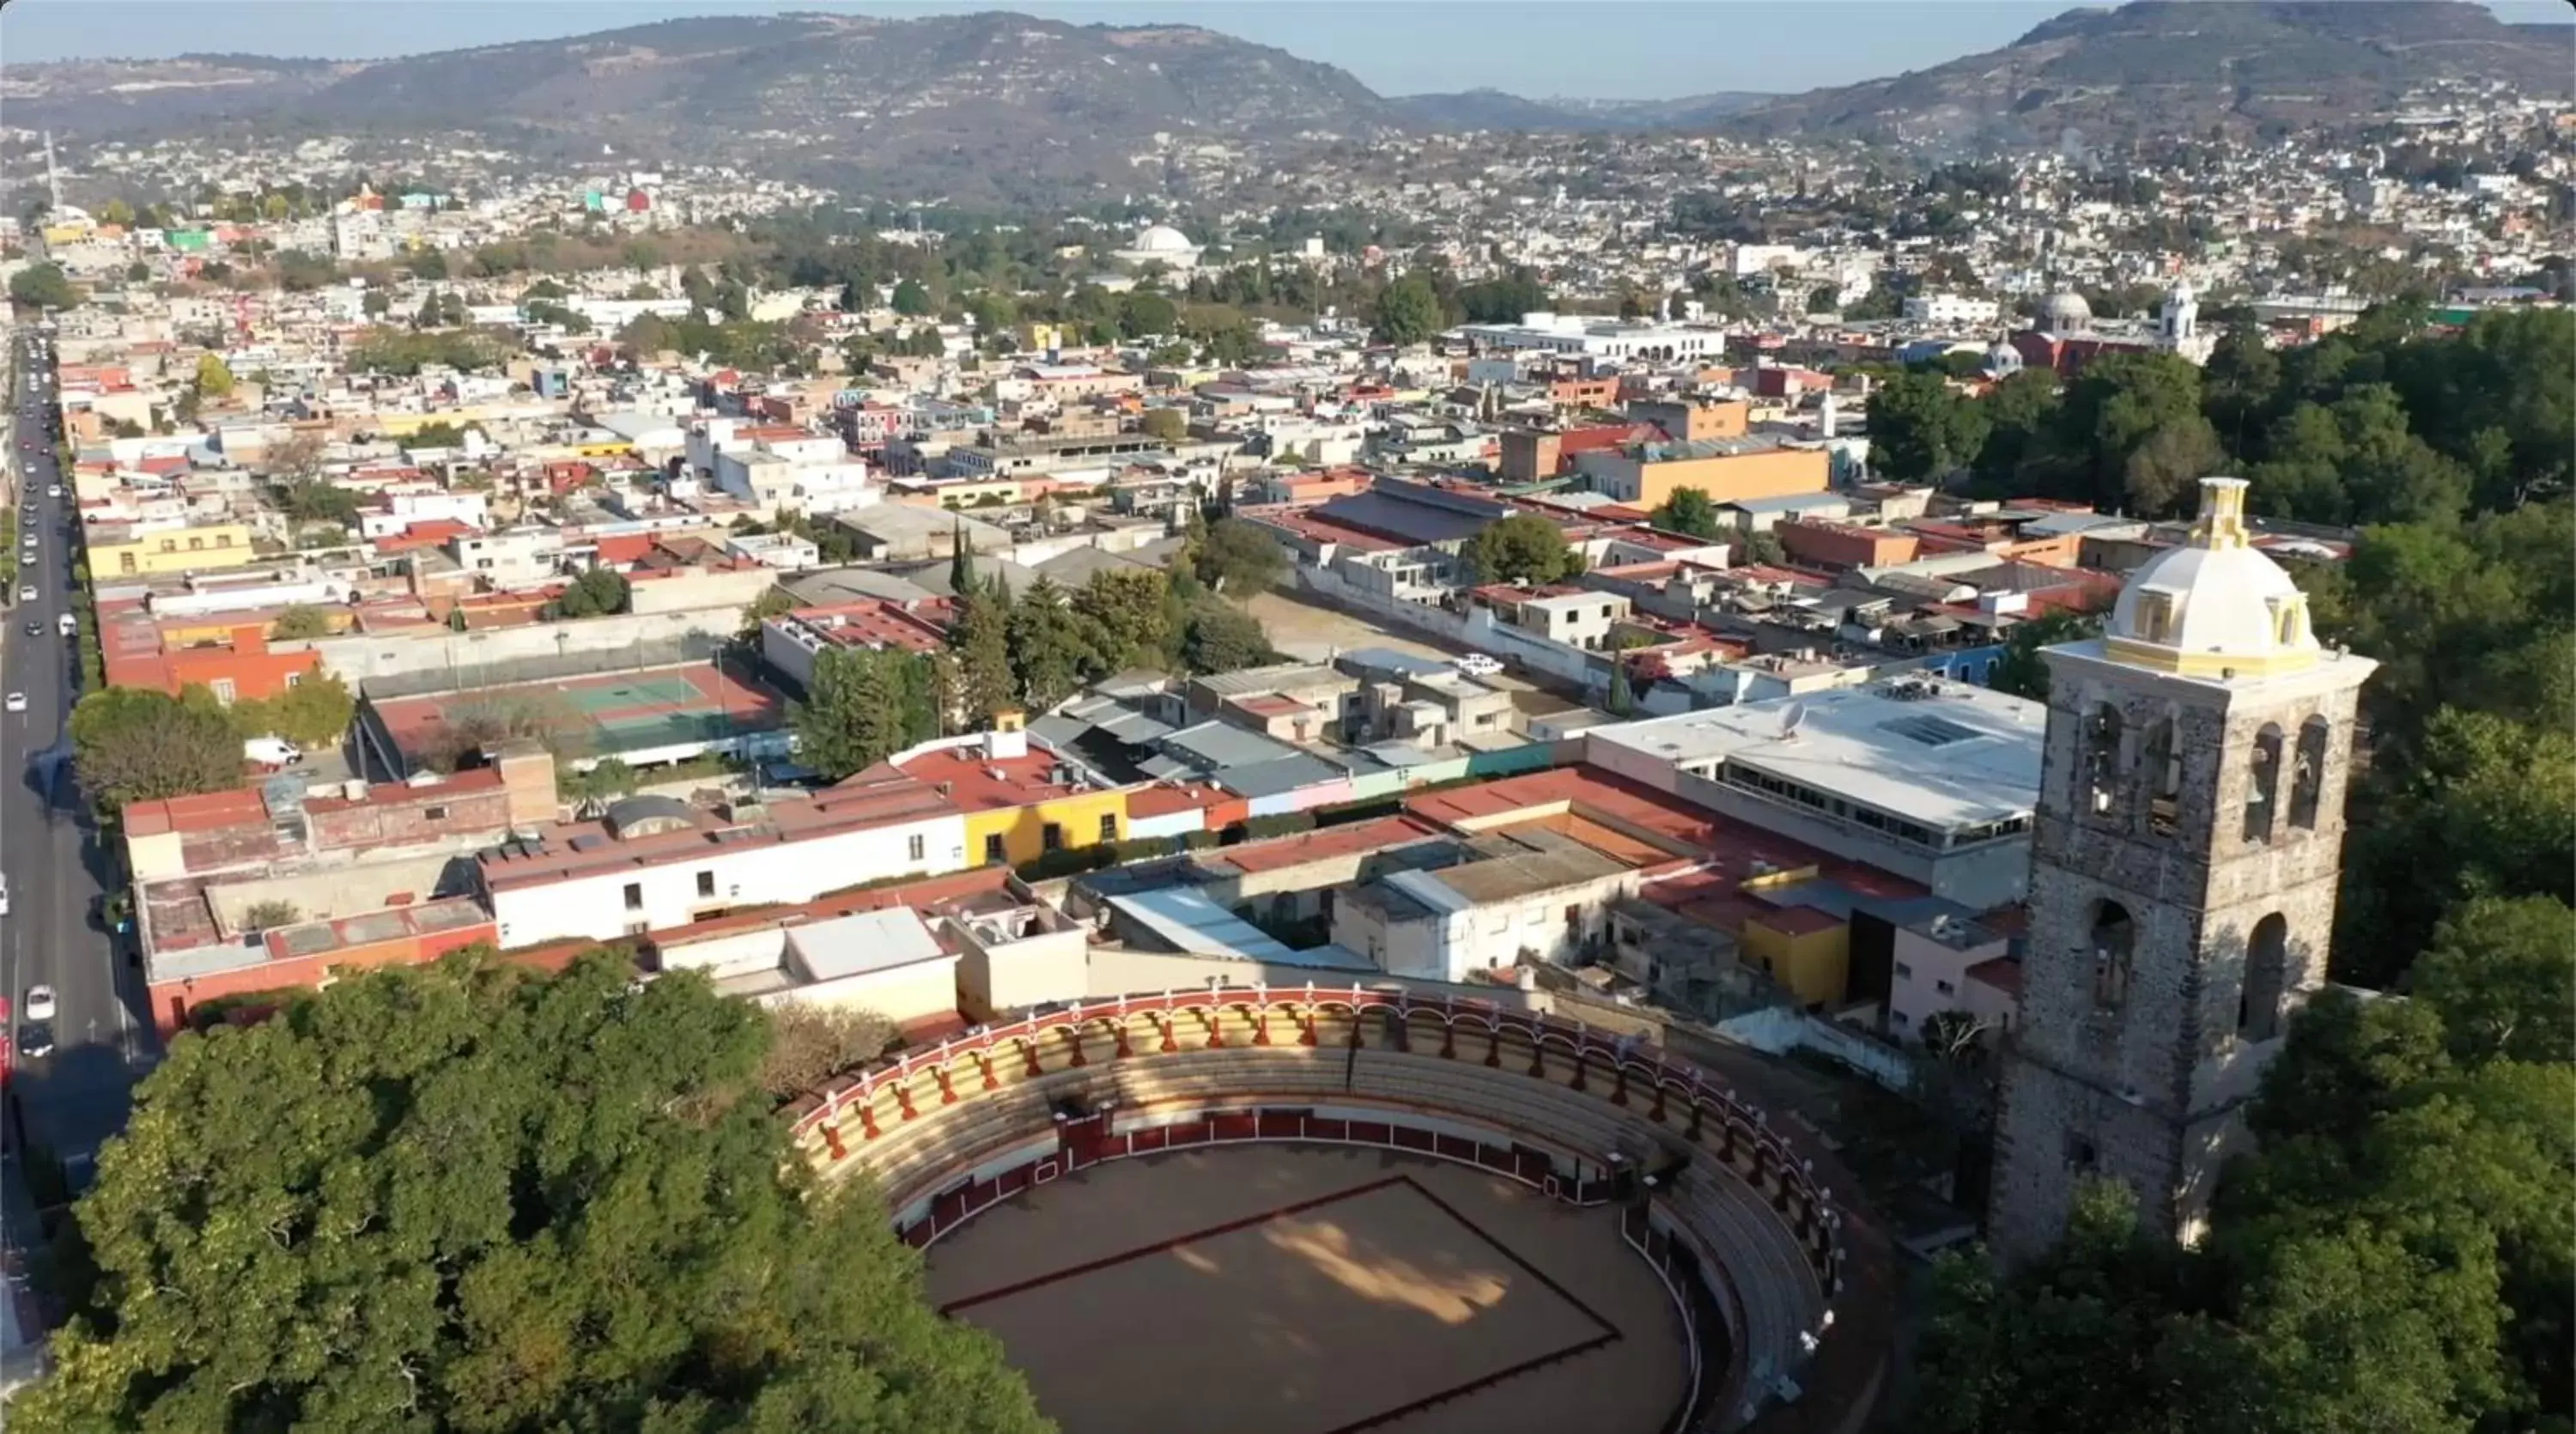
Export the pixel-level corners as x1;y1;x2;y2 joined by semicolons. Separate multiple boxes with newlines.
1778;702;1808;740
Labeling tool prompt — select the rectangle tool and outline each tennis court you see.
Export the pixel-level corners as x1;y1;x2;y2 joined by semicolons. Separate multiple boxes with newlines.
368;662;787;771
925;1145;1686;1434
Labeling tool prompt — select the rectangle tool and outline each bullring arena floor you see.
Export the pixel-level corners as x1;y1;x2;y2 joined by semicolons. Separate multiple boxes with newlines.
924;1144;1690;1434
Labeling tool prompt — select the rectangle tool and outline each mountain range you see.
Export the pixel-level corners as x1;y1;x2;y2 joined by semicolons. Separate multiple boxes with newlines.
3;2;2567;198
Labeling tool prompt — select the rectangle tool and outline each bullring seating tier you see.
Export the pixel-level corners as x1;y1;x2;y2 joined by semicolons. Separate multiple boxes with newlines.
788;987;1852;1432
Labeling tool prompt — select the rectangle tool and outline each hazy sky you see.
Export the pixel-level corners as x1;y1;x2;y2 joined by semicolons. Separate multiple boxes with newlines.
3;1;2567;100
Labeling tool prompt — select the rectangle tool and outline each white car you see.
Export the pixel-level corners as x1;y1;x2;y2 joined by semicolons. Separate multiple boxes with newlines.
45;485;60;499
15;584;33;601
22;985;54;1022
0;875;9;916
1453;653;1505;677
3;693;25;714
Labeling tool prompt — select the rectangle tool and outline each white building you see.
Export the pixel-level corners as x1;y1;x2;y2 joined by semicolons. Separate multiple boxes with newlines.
1583;678;2045;910
479;777;970;949
1456;312;1723;364
1902;293;2003;327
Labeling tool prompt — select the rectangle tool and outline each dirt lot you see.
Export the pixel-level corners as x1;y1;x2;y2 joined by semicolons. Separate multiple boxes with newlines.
1242;588;1460;666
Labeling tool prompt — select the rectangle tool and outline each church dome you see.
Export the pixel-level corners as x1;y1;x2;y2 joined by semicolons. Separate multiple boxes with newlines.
1132;224;1195;254
2105;477;2318;680
2038;290;2092;329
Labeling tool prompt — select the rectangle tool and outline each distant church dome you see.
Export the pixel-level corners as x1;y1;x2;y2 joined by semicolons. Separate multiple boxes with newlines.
1132;224;1194;255
2038;289;2093;333
2105;477;2318;680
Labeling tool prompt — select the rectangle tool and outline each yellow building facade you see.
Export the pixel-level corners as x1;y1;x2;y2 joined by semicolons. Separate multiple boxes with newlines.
90;521;259;577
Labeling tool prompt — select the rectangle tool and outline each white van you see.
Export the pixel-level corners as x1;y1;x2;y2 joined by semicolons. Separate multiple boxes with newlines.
56;612;75;637
244;736;303;769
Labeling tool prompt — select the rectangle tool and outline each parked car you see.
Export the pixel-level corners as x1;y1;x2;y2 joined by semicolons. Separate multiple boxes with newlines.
23;985;55;1022
1452;653;1505;677
18;1023;54;1060
3;693;27;714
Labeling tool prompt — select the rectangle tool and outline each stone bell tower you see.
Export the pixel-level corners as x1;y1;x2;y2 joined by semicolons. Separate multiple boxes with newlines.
1989;477;2376;1262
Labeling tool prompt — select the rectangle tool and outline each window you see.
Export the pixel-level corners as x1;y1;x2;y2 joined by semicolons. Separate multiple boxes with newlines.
2245;725;2282;843
1935;979;1955;996
1042;823;1064;853
2238;914;2291;1042
2090;899;2136;1011
2289;718;2329;829
423;805;448;821
907;833;926;862
216;533;233;548
2082;703;2124;816
696;871;716;899
187;536;204;551
1098;813;1117;842
983;833;1006;864
283;672;301;689
2140;714;2181;835
1894;961;1914;980
623;882;644;911
210;678;237;705
2065;1133;2099;1171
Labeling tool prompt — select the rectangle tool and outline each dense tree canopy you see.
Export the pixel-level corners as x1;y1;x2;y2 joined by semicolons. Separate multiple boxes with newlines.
1868;370;1990;483
1461;513;1582;586
18;953;1048;1434
9;262;80;310
1918;903;2576;1434
792;647;941;781
1648;486;1722;540
547;568;632;620
1370;276;1444;347
69;686;243;811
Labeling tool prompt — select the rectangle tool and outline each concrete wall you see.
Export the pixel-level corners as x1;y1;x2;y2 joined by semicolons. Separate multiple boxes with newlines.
764;957;958;1026
957;925;1090;1018
313;606;738;687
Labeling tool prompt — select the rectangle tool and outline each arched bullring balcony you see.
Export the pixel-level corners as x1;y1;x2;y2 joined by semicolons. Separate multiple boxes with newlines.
789;985;1887;1433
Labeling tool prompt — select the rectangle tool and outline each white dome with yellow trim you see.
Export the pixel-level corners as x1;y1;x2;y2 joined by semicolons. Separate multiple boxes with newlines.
2105;477;2318;680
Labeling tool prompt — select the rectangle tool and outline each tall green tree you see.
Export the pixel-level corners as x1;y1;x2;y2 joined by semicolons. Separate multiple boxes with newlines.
1461;513;1579;586
1986;609;2105;702
2028;350;2206;512
793;647;934;781
1970;368;2063;489
69;686;245;811
1370;276;1443;347
945;587;1017;728
15;953;1048;1434
9;262;79;310
1005;576;1096;713
1179;602;1279;675
1868;369;1990;483
1069;568;1178;674
1649;486;1722;540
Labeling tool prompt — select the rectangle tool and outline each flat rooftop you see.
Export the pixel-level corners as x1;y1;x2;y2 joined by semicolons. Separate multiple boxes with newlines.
1588;678;2043;834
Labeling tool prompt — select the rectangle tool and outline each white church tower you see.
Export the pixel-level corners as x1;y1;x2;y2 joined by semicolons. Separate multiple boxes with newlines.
2158;280;2214;363
1989;477;2375;1262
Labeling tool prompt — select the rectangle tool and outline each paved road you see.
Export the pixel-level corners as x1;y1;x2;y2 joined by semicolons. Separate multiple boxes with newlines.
3;330;150;1209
